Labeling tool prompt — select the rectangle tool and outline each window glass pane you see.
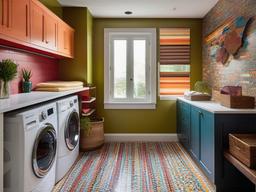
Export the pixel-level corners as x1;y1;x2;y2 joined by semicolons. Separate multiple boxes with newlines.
133;40;146;98
114;40;127;98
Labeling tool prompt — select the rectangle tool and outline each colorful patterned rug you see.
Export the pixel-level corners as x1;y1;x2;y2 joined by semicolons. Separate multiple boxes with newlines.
54;143;214;192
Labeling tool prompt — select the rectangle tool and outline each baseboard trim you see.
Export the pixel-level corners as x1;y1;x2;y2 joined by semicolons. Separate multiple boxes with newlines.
104;134;178;142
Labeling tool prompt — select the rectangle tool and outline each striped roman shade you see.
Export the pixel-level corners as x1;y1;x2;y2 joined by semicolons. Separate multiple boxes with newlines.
159;28;191;96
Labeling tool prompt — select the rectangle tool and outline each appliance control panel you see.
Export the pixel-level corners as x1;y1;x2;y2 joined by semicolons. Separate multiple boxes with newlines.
39;107;54;122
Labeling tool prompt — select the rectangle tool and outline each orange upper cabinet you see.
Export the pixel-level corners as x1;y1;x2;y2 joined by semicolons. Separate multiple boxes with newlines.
30;0;57;51
58;21;74;58
44;12;58;51
0;0;4;33
30;0;45;47
0;0;74;58
0;0;30;42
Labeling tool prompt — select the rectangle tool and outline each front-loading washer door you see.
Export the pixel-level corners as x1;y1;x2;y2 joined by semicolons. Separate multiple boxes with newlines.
32;124;57;178
65;111;80;151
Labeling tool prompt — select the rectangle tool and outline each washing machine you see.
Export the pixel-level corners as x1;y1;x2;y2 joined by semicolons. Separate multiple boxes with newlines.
56;95;80;182
4;102;58;192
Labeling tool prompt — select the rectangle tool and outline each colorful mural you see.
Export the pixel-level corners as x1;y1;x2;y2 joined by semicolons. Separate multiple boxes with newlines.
203;0;256;98
205;16;252;65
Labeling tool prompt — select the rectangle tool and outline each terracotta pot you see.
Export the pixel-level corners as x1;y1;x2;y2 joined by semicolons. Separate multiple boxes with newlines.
80;118;104;151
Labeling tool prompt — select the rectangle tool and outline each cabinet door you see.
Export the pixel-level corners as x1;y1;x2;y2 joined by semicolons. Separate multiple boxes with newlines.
200;110;214;181
178;101;190;149
58;22;74;58
1;0;29;42
64;26;73;56
177;101;186;147
0;0;4;33
177;100;182;140
30;0;45;47
1;0;8;32
190;106;200;160
44;12;57;51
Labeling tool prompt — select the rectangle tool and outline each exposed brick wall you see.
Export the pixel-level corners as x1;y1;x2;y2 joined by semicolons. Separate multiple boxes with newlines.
0;48;59;94
203;0;256;97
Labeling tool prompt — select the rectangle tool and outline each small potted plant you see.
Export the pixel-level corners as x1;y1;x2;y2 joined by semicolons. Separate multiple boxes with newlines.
80;116;104;151
21;68;32;93
194;81;211;94
0;59;18;99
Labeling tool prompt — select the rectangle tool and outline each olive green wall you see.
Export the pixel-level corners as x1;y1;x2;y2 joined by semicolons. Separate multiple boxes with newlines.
59;8;93;84
86;11;93;84
93;18;202;133
39;0;62;18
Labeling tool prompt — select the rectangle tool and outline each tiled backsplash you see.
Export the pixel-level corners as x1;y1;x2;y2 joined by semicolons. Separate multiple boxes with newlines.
0;48;59;94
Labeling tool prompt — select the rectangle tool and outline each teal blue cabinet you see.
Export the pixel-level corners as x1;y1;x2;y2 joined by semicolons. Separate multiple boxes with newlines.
177;100;190;149
177;98;256;192
190;106;214;181
199;109;214;180
190;106;200;160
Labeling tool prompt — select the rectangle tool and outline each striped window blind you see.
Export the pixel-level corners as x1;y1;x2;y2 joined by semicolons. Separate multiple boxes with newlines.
159;28;191;96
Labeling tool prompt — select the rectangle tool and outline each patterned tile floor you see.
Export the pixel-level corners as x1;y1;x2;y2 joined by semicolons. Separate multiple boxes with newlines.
54;142;215;192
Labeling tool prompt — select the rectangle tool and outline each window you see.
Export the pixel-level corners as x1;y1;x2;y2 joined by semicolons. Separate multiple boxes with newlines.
159;28;191;99
104;28;156;109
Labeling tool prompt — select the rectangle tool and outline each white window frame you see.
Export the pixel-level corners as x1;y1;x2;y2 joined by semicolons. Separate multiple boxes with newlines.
104;28;156;109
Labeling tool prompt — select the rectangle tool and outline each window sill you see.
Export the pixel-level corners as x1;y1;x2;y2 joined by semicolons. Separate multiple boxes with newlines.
159;95;183;101
104;102;156;109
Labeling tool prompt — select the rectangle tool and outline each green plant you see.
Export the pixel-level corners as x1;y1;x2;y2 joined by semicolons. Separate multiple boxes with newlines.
194;81;211;94
80;117;92;136
0;59;18;82
21;68;32;82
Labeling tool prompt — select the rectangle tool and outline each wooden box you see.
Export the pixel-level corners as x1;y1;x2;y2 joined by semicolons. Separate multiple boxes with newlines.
184;94;211;101
229;134;256;168
220;94;255;109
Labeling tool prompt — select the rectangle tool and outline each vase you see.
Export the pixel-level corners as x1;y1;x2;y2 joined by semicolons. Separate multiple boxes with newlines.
0;80;10;99
22;81;32;93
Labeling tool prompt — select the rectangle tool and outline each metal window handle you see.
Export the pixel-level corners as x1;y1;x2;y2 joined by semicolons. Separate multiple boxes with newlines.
130;78;133;81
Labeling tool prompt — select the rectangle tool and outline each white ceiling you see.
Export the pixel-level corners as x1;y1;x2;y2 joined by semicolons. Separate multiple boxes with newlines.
58;0;219;18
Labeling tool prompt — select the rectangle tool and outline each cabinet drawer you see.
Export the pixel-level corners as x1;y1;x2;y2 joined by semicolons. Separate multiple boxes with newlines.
229;134;256;168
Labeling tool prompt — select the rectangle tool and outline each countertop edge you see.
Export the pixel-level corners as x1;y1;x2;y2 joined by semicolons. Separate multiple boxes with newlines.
177;97;256;114
0;87;89;113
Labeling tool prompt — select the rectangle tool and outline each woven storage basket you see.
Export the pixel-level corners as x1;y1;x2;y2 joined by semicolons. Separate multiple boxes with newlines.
80;118;104;151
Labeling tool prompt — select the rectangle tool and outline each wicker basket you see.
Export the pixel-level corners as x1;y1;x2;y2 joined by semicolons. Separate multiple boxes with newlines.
80;118;104;151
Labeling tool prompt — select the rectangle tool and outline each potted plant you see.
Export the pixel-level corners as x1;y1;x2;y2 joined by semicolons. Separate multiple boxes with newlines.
80;116;104;151
194;81;211;94
0;59;18;99
21;69;32;93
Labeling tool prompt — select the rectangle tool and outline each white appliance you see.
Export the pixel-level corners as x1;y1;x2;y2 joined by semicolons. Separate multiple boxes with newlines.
56;95;80;182
4;102;58;192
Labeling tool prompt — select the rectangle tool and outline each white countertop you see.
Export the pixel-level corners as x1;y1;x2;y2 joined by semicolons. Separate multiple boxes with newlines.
178;97;256;114
0;87;89;113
